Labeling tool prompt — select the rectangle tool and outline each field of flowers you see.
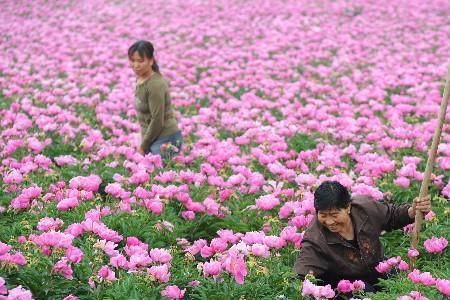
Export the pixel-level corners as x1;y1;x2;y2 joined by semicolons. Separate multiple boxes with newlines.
1;0;449;299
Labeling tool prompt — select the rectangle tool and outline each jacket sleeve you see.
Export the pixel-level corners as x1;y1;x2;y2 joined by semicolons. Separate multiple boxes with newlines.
140;81;166;151
370;200;414;232
294;238;328;279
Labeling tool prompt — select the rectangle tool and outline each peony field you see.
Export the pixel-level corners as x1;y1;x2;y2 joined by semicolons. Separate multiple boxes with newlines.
0;0;449;299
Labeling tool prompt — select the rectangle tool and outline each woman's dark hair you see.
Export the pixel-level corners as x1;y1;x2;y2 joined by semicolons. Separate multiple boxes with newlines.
128;40;160;73
314;181;351;212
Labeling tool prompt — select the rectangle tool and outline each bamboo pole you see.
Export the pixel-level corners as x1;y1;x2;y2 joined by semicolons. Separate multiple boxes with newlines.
410;62;450;268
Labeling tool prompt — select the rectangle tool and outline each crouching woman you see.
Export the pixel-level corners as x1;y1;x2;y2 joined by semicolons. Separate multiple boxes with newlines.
294;181;430;292
128;40;182;160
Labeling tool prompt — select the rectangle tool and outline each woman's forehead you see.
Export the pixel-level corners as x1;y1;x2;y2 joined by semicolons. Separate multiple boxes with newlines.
318;208;345;214
130;51;144;59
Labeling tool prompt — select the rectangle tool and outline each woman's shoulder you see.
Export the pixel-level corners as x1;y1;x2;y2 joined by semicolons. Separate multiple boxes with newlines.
351;195;378;208
148;73;168;90
351;195;389;218
303;218;326;244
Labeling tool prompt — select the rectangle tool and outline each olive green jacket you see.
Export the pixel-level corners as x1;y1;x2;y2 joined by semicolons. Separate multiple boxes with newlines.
135;73;179;151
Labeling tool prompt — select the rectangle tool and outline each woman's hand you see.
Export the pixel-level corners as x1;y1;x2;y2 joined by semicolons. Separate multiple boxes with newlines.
408;194;431;218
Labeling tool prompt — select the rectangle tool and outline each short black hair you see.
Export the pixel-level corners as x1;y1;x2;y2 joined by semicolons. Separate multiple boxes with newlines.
314;181;351;212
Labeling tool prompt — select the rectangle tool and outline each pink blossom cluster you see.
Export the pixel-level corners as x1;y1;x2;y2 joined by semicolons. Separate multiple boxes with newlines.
0;277;33;300
408;269;450;297
79;218;123;243
89;236;174;284
436;279;450;297
183;227;302;284
10;186;42;210
97;265;116;281
336;279;365;293
301;279;335;299
161;285;186;300
0;241;26;266
423;236;448;254
397;291;429;300
69;175;102;192
54;155;80;166
2;169;23;192
375;256;409;273
37;217;64;231
28;231;74;252
408;269;436;286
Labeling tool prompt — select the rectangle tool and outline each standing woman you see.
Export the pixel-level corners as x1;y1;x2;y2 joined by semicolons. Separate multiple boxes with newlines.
128;40;182;159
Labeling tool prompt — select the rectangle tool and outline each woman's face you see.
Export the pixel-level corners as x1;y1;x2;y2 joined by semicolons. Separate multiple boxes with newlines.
129;51;152;77
317;206;351;234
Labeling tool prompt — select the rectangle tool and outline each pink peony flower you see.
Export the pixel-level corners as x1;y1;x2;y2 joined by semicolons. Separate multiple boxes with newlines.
419;272;435;286
148;264;170;283
375;261;392;273
394;177;410;188
98;265;116;281
56;197;79;211
250;243;270;258
146;200;164;215
221;251;248;284
436;279;450;297
5;285;33;300
200;246;213;258
301;279;319;298
408;269;421;284
424;237;448;254
408;248;419;258
181;210;196;220
320;284;336;299
351;280;365;291
424;210;436;221
65;223;84;237
397;291;427;300
161;285;186;300
149;248;172;264
37;217;64;231
210;238;228;253
203;260;222;277
188;280;200;287
255;194;280;211
66;247;84;264
0;242;12;255
110;254;128;268
129;170;150;184
398;260;409;271
337;279;352;293
69;175;101;192
53;258;73;280
0;277;6;295
3;169;23;185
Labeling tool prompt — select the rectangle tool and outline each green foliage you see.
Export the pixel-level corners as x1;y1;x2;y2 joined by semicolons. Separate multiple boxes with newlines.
287;133;319;152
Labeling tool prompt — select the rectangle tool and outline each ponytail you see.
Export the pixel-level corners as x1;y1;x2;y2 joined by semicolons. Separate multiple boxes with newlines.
152;59;160;73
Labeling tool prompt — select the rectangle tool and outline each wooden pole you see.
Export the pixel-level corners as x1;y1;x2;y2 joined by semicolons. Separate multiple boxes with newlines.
410;61;450;268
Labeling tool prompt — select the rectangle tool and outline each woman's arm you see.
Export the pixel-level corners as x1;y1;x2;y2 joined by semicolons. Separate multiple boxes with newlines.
371;195;430;232
294;240;328;279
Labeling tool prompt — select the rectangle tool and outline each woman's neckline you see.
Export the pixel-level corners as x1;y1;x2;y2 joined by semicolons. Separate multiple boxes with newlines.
136;72;157;86
338;219;355;240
